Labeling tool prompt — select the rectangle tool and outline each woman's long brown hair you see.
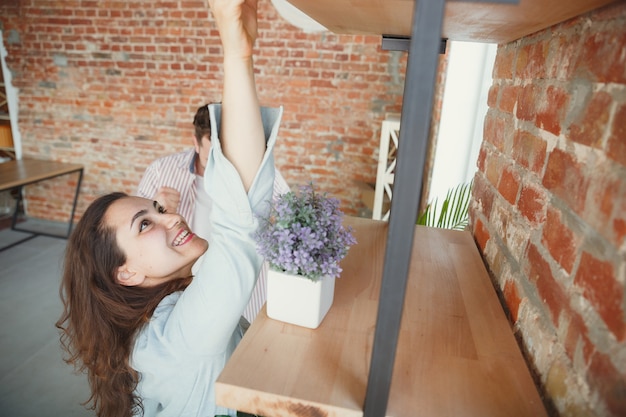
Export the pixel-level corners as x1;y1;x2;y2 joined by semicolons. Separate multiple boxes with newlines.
55;192;192;417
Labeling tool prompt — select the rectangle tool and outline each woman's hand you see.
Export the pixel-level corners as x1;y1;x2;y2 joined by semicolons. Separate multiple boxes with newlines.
209;0;258;59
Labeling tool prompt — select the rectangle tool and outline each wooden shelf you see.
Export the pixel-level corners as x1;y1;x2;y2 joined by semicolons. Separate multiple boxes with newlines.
285;0;618;43
216;217;548;417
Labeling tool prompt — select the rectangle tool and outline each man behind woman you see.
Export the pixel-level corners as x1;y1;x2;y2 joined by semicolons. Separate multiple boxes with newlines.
56;0;276;416
137;102;290;324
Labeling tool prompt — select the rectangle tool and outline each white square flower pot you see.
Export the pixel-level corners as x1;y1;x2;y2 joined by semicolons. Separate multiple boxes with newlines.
266;269;335;329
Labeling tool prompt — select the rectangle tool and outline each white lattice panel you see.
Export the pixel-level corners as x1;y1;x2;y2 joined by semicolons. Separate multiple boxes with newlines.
372;116;400;221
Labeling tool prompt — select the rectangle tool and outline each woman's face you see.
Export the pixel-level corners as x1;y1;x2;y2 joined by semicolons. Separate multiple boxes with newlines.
105;196;208;287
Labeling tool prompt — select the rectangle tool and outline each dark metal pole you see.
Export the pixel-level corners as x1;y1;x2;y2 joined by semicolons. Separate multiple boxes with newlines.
363;0;520;415
363;0;447;415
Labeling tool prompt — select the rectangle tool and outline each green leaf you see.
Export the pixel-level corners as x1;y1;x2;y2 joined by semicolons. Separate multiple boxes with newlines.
417;180;472;230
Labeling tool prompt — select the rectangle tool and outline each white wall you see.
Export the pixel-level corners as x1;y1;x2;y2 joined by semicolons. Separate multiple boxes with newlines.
428;41;496;204
0;30;21;160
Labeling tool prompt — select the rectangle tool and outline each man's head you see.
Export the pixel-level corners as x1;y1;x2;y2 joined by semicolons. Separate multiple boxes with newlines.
193;104;212;146
192;104;213;176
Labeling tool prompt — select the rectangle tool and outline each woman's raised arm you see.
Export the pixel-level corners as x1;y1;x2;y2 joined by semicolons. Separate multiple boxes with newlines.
209;0;265;192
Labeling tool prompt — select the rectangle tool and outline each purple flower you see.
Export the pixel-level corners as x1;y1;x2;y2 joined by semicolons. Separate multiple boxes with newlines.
255;183;357;281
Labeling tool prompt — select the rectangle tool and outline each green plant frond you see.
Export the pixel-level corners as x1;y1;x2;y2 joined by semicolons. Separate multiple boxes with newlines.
416;203;430;225
417;180;473;230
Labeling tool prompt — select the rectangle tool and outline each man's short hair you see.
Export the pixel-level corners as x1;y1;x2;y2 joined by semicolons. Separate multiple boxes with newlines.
193;104;212;145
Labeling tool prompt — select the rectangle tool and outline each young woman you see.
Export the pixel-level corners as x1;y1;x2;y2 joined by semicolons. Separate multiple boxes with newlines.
55;1;279;416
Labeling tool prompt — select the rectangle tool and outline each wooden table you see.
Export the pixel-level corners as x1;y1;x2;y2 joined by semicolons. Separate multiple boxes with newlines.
216;216;547;417
0;158;83;251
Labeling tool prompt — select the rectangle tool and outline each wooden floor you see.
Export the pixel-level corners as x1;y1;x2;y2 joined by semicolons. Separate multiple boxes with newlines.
0;224;93;417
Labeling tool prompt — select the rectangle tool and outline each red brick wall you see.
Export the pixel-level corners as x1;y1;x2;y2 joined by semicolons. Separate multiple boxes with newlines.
470;3;626;416
0;0;430;220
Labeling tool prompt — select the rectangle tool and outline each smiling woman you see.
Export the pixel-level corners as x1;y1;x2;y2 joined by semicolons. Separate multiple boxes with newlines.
105;197;207;288
54;1;282;417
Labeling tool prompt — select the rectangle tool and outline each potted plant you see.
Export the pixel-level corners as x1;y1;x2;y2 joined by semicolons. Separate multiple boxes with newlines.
255;183;357;328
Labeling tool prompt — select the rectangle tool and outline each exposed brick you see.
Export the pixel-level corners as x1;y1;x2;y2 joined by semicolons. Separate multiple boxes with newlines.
568;91;612;148
587;352;626;417
614;194;626;246
574;252;625;341
503;279;521;322
516;84;538;122
542;148;589;215
542;208;578;274
585;168;623;247
473;217;490;252
483;111;506;152
607;103;626;166
476;145;487;172
498;84;519;114
536;85;569;136
564;312;593;364
575;27;626;84
516;41;549;80
514;43;530;79
493;45;515;79
497;166;520;205
518;184;547;225
487;84;498;108
485;153;502;189
546;32;579;80
512;129;547;175
526;243;568;326
472;175;495;224
1;0;432;218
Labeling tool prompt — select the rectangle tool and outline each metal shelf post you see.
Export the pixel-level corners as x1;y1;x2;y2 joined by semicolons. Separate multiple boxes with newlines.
363;1;519;416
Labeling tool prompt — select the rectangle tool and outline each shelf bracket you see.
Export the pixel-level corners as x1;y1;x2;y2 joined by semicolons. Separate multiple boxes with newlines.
382;35;447;54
